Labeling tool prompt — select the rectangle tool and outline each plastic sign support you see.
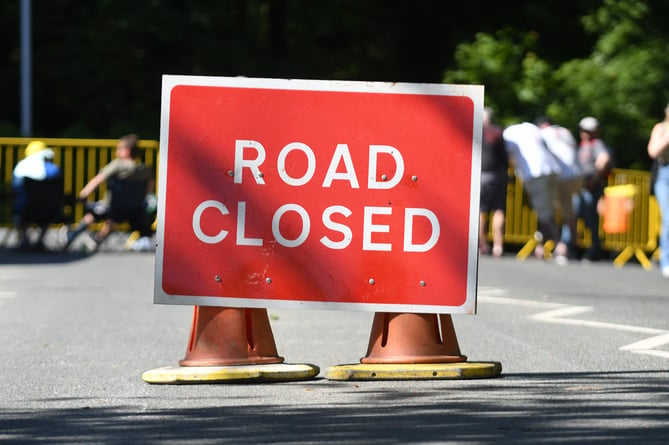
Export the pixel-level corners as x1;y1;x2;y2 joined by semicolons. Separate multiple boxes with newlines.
155;75;483;314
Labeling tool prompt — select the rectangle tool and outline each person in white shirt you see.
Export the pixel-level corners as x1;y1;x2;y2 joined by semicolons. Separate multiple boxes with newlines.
536;116;583;259
503;122;568;262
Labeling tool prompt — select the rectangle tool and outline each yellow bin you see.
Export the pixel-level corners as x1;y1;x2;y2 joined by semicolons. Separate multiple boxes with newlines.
602;184;637;234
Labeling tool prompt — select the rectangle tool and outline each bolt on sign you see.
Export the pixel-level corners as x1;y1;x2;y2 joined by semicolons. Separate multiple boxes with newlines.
155;75;483;314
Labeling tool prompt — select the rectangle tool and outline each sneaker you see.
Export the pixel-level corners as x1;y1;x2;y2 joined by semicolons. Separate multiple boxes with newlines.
492;245;503;257
662;267;669;278
131;236;155;252
554;254;568;266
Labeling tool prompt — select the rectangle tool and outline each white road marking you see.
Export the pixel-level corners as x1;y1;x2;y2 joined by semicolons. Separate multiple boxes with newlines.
619;332;669;359
478;287;669;359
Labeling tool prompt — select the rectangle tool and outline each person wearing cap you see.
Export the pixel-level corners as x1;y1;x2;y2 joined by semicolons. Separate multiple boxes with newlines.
647;102;669;278
574;116;612;261
12;141;62;251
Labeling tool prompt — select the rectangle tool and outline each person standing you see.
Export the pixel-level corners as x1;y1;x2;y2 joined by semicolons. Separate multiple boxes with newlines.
536;116;583;260
647;103;669;278
574;117;612;261
503;122;567;261
479;107;508;257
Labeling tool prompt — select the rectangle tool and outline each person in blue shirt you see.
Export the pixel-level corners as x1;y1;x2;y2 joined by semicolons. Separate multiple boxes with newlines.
647;103;669;278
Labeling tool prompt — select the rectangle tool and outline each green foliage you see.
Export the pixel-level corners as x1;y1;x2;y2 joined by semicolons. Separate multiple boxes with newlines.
444;29;526;119
3;0;669;169
445;0;669;168
443;29;554;127
552;0;669;168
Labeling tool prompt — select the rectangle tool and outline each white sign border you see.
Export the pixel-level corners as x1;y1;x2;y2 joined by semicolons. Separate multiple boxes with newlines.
154;75;483;314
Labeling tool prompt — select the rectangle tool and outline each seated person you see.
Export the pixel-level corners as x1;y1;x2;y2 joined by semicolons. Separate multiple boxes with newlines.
63;134;154;249
12;141;63;251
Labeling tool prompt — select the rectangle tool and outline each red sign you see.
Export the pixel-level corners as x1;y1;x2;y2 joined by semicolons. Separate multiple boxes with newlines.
155;76;483;313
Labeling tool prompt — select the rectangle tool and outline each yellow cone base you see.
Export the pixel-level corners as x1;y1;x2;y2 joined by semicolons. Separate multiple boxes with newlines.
325;361;502;381
142;363;320;384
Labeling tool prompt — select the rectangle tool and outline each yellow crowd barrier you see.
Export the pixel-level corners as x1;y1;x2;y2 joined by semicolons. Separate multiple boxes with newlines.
493;168;660;269
1;138;661;267
603;169;660;269
1;137;159;226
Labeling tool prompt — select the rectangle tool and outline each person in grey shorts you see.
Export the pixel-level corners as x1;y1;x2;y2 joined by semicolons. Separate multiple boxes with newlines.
504;121;567;262
536;116;583;260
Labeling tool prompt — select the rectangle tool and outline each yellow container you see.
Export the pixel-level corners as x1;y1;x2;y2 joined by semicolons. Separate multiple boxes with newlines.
602;184;637;234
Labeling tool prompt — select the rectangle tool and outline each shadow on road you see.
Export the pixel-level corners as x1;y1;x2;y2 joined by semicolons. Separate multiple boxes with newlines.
0;247;93;265
1;370;667;443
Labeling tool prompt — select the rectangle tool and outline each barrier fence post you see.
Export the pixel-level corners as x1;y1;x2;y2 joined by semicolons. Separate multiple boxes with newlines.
603;170;658;270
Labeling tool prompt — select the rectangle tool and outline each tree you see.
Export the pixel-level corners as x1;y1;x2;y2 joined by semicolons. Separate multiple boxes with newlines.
2;0;667;159
444;0;669;168
550;0;669;168
442;29;553;126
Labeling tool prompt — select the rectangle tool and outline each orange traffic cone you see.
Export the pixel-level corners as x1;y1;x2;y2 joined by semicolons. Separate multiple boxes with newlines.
361;312;466;364
179;306;285;367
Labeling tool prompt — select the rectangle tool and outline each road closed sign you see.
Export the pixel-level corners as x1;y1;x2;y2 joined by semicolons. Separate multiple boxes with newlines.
155;75;483;314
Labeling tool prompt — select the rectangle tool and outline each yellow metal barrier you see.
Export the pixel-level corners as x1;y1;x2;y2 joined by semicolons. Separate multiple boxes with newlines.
499;172;558;260
502;172;539;245
603;169;659;270
0;137;159;226
2;138;660;266
487;168;660;268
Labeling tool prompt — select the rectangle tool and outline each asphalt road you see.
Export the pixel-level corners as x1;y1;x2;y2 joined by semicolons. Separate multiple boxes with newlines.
0;248;667;444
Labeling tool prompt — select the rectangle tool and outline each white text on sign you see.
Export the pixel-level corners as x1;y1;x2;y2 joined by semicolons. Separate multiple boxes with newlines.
191;140;441;252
